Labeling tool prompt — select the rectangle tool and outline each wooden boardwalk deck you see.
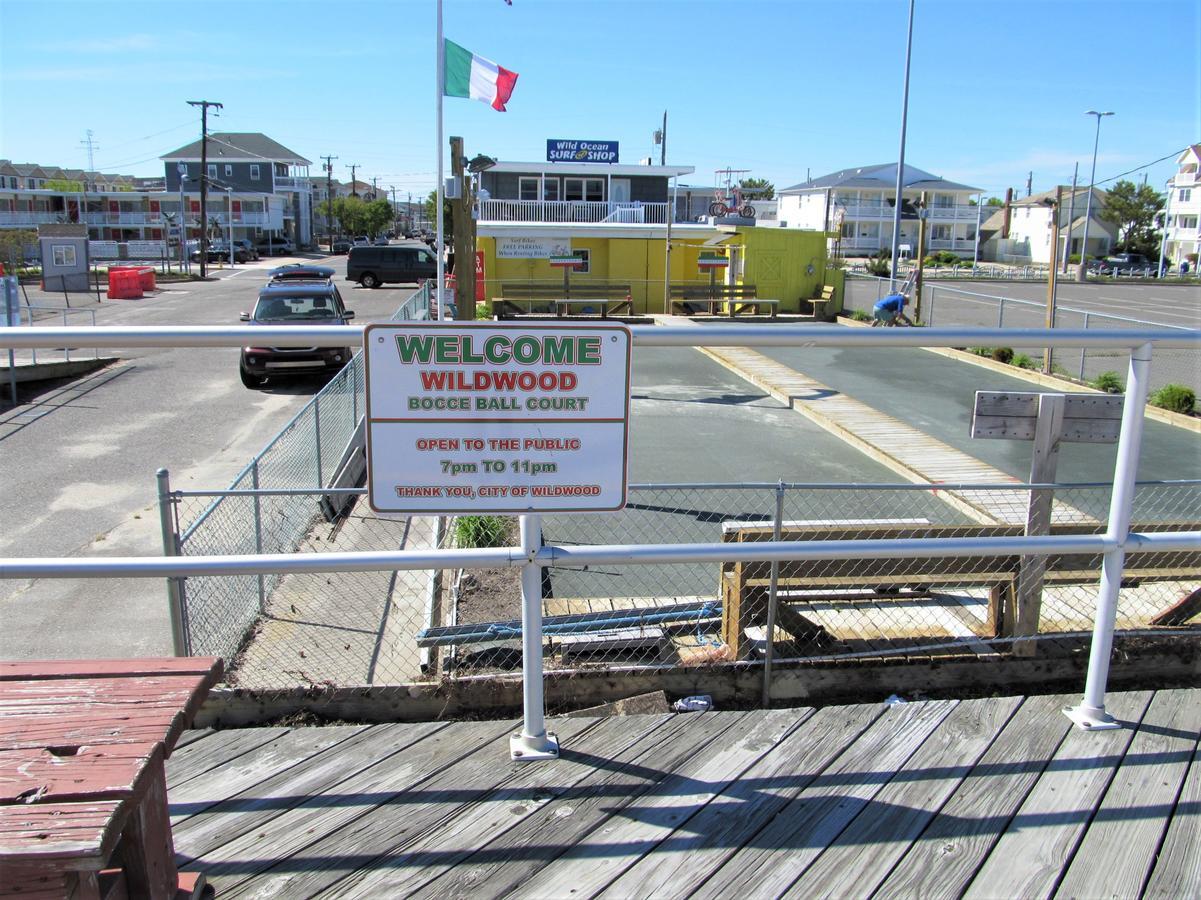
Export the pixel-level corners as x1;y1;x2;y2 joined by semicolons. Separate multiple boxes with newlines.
166;687;1201;898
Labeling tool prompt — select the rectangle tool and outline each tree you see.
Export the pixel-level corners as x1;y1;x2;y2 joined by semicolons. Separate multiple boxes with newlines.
738;177;774;200
986;197;1004;207
424;190;454;242
1101;179;1165;257
0;229;36;272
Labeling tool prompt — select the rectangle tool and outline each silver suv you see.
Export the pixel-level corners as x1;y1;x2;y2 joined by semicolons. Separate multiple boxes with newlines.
238;280;355;388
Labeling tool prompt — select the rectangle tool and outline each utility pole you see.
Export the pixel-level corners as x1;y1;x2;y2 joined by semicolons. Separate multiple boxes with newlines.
1062;163;1078;274
320;154;337;251
450;136;474;320
1044;186;1063;374
187;100;222;278
888;0;916;288
407;192;413;233
371;176;378;199
347;164;359;197
389;186;399;234
660;110;667;166
1026;171;1033;197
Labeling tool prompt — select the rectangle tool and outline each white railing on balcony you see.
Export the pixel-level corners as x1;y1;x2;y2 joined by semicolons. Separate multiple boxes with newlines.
479;199;671;224
0;211;62;225
273;176;309;191
837;202;982;221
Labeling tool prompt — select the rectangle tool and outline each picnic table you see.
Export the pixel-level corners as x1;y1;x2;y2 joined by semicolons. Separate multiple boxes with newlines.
0;657;223;899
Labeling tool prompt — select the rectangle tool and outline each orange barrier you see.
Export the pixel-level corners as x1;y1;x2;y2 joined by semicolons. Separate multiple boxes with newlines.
106;269;143;300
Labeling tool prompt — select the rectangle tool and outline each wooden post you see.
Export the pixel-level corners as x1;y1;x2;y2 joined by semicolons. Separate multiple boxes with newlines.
914;191;928;322
1013;392;1065;655
450;136;473;320
1043;186;1063;373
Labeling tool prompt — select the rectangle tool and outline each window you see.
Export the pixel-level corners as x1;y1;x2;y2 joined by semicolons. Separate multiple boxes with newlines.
224;165;233;177
563;178;604;202
543;178;560;201
841;221;855;238
570;249;590;273
207;164;216;179
931;224;951;241
1180;189;1192;203
933;193;955;208
250;164;260;181
1181;216;1198;229
519;177;540;201
51;245;76;267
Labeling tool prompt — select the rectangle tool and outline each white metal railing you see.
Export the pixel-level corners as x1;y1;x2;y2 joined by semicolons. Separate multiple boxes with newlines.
273;177;309;190
478;199;671;224
836;202;980;220
0;211;61;225
0;323;1198;758
6;305;100;364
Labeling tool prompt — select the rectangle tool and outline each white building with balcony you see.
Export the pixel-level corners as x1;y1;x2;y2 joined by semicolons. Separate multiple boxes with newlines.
1164;143;1201;267
979;187;1114;265
777;163;982;256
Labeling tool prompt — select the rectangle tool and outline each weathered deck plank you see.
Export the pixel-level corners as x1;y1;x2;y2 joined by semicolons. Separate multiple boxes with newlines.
173;721;447;863
167;726;291;790
1142;710;1201;899
1055;688;1201;899
224;716;661;899
782;695;1022;898
596;703;884;899
874;693;1079;898
403;712;745;899
510;709;812;900
962;690;1154;898
702;699;959;898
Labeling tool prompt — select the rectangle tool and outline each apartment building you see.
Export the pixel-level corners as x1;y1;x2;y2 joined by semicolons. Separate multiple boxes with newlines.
1163;144;1201;265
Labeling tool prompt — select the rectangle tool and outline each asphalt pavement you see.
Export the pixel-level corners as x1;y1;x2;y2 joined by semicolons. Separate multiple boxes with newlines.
0;252;416;659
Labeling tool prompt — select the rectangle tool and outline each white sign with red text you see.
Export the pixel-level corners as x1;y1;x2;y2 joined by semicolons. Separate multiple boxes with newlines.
364;323;631;513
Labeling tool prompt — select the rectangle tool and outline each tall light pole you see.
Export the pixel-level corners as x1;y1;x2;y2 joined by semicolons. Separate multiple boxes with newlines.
1076;110;1114;281
888;0;916;288
1156;206;1168;276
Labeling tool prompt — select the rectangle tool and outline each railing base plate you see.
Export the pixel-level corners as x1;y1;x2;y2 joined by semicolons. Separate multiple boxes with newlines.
510;731;560;762
1062;704;1121;731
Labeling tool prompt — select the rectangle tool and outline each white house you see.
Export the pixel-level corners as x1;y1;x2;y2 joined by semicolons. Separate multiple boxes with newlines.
777;163;982;256
1163;143;1201;267
980;187;1115;265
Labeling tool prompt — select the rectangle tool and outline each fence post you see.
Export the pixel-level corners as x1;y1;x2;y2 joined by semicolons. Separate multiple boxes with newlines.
252;459;265;614
927;287;936;326
1065;342;1152;731
156;468;188;656
511;513;559;761
351;361;359;428
314;395;323;487
1079;313;1090;380
761;481;785;708
997;297;1005;329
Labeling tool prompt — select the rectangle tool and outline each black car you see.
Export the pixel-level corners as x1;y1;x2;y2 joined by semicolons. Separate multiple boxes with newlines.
238;280;355;388
268;264;336;282
346;244;437;288
330;239;351;254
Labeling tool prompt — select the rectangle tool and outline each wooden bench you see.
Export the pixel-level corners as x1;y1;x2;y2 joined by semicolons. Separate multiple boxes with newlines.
809;285;836;320
669;284;777;317
492;283;632;318
719;521;1201;658
0;657;223;899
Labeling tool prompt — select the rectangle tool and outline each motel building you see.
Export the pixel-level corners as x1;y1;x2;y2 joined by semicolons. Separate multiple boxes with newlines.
474;141;836;315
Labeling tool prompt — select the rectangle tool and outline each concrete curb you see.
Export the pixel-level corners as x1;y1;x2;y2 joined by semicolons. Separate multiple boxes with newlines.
834;315;1200;434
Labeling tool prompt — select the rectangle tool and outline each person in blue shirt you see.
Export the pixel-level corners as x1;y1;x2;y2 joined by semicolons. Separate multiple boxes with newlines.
871;292;913;326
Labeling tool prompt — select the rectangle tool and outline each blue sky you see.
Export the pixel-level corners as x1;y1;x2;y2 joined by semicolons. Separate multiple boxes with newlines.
1;0;1198;199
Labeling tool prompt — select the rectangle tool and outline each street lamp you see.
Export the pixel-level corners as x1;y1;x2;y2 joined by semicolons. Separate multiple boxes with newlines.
1156;206;1168;276
1076;110;1114;281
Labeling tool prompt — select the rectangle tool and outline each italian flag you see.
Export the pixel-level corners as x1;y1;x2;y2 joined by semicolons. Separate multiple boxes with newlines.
444;39;518;112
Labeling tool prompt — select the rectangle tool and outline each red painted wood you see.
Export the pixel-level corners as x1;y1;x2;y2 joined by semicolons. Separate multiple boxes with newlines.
0;712;185;754
0;742;160;805
0;658;221;683
0;800;125;867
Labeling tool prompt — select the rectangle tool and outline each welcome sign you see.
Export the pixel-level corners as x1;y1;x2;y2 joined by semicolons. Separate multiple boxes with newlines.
546;140;619;163
364;323;631;513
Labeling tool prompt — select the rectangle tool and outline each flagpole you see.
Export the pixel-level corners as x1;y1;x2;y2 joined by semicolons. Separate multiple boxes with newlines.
435;0;445;320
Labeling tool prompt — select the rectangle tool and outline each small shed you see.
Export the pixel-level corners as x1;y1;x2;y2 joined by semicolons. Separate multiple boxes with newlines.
38;224;90;291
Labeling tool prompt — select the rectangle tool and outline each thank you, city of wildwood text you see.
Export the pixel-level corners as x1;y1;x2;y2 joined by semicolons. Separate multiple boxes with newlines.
364;323;631;513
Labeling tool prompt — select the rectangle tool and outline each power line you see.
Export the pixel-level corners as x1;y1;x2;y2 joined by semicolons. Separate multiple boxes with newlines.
1095;147;1189;187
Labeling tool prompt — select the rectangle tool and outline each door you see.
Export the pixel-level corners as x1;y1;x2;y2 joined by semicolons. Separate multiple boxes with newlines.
611;178;631;204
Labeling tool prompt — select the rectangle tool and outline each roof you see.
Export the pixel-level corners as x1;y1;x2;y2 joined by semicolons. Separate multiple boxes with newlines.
489;161;695;178
162;133;311;166
780;163;980;194
1177;144;1201;165
1011;186;1108;208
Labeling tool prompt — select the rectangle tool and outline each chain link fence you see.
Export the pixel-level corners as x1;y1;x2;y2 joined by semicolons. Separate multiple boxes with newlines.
844;274;1199;396
169;476;1201;690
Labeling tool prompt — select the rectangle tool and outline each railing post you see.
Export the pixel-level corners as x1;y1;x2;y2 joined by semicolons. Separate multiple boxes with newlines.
1065;342;1152;730
761;481;785;708
997;297;1005;329
1079;313;1090;380
313;395;323;487
156;468;188;656
252;460;265;614
511;513;559;761
928;287;936;326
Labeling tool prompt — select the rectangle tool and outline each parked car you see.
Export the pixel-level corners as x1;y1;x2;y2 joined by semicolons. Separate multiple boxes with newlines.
373;235;390;246
1091;253;1157;276
255;235;295;256
231;239;260;261
346;244;438;288
191;240;253;263
237;279;355;388
352;236;371;247
330;238;351;254
268;264;336;282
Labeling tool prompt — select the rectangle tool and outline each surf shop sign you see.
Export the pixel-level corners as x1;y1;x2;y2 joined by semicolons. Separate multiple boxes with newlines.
546;140;619;163
364;323;631;513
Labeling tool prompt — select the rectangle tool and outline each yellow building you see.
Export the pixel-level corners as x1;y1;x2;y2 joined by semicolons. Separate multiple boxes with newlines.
477;223;839;316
